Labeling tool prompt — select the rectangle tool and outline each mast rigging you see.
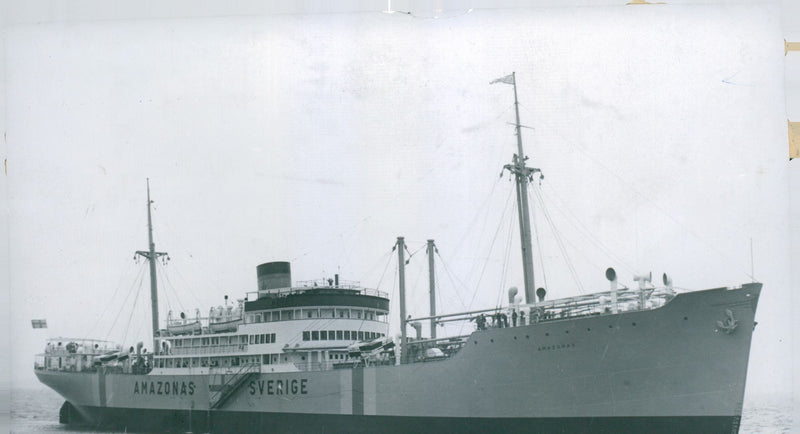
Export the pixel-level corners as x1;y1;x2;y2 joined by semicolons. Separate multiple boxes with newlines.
134;179;169;354
499;72;542;305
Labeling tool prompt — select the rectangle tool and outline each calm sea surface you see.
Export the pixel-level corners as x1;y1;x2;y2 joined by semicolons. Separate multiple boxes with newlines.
8;386;794;433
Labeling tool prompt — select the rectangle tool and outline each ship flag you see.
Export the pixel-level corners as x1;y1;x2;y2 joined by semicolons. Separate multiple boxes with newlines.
31;319;47;328
490;74;515;85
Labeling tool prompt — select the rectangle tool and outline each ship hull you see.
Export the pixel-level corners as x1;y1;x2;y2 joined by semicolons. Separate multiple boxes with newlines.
37;284;760;433
60;404;741;433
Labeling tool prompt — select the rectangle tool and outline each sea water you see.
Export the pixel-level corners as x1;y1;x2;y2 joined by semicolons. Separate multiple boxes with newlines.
7;386;794;433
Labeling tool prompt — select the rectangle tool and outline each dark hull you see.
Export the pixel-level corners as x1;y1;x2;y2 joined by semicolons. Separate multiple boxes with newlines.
63;403;741;434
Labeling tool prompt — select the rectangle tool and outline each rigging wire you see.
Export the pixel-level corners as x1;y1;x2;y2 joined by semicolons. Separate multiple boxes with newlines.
362;249;394;287
539;186;637;276
104;263;148;342
531;187;585;294
530;185;549;292
376;247;396;290
407;247;427;319
451;176;503;258
151;204;225;296
167;264;204;310
157;260;187;315
84;259;138;337
464;184;516;312
120;271;145;346
520;109;752;280
434;252;470;311
390;262;398;335
495;200;516;310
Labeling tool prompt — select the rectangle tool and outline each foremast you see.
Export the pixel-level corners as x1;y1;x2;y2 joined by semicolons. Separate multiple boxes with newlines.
499;72;542;305
135;179;169;354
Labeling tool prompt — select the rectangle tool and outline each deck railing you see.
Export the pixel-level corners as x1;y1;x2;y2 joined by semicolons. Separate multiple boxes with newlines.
247;285;388;301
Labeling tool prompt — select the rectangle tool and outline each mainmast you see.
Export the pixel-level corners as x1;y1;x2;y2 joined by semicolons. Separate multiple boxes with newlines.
427;239;437;339
396;236;408;364
500;72;542;305
135;179;169;354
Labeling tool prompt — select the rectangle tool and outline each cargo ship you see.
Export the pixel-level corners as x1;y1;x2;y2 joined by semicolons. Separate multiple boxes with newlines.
34;74;761;433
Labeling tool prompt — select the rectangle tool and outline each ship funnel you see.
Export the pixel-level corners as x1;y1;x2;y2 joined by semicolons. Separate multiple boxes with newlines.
536;287;547;302
633;271;652;289
662;273;673;289
257;261;292;295
508;287;519;304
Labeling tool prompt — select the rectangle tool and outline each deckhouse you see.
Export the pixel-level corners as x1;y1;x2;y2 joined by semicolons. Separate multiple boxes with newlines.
151;261;390;374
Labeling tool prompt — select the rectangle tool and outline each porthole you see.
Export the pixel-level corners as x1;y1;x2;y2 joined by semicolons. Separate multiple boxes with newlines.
545;333;549;336
632;322;636;327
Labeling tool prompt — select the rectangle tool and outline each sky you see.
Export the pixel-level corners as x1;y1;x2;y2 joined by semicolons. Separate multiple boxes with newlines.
2;0;798;424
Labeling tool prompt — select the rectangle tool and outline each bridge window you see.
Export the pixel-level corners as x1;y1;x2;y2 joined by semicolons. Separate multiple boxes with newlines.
303;331;310;341
344;331;351;340
358;331;364;340
321;331;328;340
336;330;343;340
312;331;319;341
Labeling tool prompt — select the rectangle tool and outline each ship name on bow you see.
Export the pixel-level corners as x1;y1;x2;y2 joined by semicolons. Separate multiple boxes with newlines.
133;380;196;396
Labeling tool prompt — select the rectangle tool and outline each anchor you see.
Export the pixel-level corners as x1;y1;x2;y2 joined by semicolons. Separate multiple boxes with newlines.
716;309;738;334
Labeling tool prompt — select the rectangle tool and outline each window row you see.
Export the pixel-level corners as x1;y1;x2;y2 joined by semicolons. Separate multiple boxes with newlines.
249;333;277;345
171;335;248;348
156;353;283;368
246;308;387;324
301;330;385;342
